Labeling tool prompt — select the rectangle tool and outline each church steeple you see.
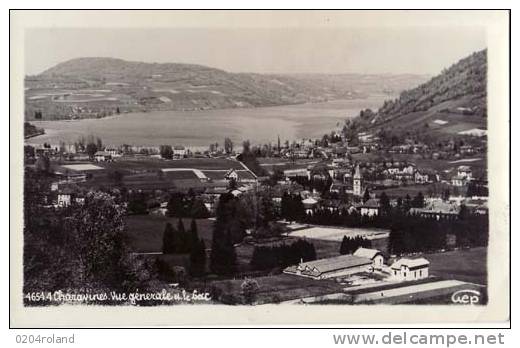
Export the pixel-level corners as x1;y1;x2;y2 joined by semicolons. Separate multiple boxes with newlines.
354;164;361;179
353;164;362;196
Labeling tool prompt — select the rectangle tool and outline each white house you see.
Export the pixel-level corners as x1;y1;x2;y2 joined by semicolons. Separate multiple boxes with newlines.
353;247;385;269
105;147;122;158
457;165;473;179
451;175;469;187
224;168;239;182
302;197;319;214
390;258;430;281
94;151;112;162
57;193;72;207
173;145;187;158
414;171;430;184
359;198;380;217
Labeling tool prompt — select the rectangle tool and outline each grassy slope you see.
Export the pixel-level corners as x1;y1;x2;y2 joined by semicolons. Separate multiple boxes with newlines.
420;247;487;285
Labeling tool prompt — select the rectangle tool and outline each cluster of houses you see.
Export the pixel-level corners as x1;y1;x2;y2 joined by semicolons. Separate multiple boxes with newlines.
28;130;487;221
284;246;430;282
276;160;487;218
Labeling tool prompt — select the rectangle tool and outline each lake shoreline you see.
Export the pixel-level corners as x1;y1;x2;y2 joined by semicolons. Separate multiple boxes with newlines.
25;95;392;148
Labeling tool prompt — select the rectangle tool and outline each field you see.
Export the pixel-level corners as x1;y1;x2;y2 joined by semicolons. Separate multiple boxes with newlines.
288;225;389;242
60;163;104;171
372;183;454;198
124;215;346;271
56;157;249;191
258;158;321;173
101;157;245;173
124;215;214;253
209;273;344;304
419;247;487;285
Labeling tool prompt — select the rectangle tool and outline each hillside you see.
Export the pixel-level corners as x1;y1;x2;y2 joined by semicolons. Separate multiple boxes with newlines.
357;49;487;139
24;57;428;120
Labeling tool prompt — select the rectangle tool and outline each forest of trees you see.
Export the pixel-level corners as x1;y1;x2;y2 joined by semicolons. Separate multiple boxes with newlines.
166;191;210;219
289;175;333;196
209;193;246;275
388;205;488;254
23;169;162;305
280;192;305;222
159;145;173;159
250;239;317;271
276;188;487;254
376;49;487;121
339;236;371;255
236;140;267;177
161;219;206;276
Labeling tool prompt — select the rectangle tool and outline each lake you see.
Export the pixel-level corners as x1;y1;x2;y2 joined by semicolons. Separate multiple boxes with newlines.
26;95;390;148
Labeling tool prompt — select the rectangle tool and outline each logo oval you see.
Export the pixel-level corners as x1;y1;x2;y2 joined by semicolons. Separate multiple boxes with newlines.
451;289;480;305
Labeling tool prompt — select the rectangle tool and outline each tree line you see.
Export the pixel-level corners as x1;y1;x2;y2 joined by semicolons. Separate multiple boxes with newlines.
339;236;371;255
162;218;206;276
23;169;162;305
249;239;317;271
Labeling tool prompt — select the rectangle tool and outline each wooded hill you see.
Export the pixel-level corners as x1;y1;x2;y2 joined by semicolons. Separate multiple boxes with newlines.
357;49;487;139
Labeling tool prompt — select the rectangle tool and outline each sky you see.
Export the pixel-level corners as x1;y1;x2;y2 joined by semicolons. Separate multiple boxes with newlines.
24;26;486;76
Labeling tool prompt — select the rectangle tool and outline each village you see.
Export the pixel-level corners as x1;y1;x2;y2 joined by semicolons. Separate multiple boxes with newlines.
23;121;488;305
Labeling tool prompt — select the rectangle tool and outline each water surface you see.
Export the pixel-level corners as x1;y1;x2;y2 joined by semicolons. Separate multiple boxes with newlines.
27;95;390;147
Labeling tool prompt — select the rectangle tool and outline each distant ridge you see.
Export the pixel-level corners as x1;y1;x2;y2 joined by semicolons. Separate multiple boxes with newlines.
40;57;225;78
25;57;429;120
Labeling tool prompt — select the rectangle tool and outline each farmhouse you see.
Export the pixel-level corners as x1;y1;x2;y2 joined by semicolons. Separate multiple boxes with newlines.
353;247;385;269
223;168;257;183
283;254;373;280
55;186;85;208
173;145;187;158
358;198;380;217
457;165;473;179
390;258;430;281
94;151;112;162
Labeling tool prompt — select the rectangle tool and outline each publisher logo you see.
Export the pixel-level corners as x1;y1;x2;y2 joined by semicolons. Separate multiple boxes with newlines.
451;289;481;305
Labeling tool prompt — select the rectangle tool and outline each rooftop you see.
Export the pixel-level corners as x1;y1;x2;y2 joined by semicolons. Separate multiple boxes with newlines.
94;151;112;156
359;198;380;209
391;257;430;270
353;247;382;260
286;254;373;277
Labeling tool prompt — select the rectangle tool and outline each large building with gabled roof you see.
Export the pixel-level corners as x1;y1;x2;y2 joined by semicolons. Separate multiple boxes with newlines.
283;254;373;280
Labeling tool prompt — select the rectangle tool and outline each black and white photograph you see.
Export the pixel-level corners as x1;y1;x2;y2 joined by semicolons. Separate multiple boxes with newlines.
9;9;510;327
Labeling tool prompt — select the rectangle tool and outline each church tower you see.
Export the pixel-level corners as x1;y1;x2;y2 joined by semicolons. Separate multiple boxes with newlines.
353;164;362;196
